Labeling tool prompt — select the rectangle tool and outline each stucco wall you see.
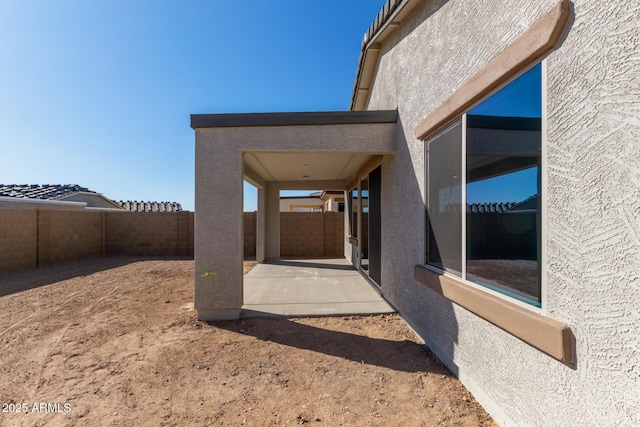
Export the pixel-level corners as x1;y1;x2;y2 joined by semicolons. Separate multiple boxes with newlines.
365;0;639;426
59;192;121;209
279;197;323;212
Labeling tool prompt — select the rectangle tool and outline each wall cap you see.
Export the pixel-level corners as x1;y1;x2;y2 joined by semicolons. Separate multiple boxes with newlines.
415;264;574;364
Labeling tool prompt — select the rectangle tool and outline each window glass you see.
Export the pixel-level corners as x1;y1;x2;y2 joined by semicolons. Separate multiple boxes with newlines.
466;64;541;306
360;177;370;269
425;63;542;307
349;189;358;238
426;121;463;277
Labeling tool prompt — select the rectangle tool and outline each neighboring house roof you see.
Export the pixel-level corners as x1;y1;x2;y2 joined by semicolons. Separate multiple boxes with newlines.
116;200;182;212
0;184;95;200
1;184;184;212
510;195;538;211
466;196;538;214
467;202;517;214
320;190;343;197
0;184;123;210
279;195;321;200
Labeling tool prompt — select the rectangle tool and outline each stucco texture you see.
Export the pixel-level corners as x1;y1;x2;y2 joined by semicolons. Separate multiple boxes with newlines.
365;0;639;426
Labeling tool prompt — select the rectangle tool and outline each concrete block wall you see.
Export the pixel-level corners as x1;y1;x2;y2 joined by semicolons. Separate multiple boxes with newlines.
177;211;195;256
0;209;195;275
280;212;325;258
37;210;103;266
243;212;257;258
0;208;340;274
325;211;344;257
279;212;344;258
0;209;38;273
105;211;194;256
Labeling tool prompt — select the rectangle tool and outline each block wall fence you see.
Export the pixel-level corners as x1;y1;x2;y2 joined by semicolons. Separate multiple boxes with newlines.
279;212;344;258
242;211;344;258
1;209;343;274
0;209;194;274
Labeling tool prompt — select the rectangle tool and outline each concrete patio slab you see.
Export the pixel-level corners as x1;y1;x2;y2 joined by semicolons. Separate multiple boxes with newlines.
242;259;395;318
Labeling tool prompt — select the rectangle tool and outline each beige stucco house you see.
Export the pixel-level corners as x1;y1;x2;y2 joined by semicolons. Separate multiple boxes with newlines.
191;0;639;425
279;191;348;212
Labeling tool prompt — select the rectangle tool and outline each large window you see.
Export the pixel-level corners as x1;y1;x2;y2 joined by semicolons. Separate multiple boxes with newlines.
426;63;542;307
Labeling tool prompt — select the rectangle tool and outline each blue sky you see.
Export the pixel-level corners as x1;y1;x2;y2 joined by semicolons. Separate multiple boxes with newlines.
0;0;386;211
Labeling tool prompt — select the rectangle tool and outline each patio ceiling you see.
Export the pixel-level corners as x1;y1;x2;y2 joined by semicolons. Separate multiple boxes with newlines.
244;152;374;183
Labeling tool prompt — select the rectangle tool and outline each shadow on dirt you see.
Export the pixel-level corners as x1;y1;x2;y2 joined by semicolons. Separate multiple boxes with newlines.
211;317;449;375
0;255;192;297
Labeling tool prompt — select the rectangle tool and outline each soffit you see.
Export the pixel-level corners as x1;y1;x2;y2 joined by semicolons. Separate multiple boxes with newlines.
244;152;374;183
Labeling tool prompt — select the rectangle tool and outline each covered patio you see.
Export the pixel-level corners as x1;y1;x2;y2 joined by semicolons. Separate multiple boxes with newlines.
191;110;397;320
242;258;395;318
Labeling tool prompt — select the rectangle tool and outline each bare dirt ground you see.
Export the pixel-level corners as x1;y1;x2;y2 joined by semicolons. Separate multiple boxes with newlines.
0;257;496;426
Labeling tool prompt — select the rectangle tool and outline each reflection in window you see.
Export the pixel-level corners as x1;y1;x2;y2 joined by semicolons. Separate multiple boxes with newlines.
360;177;369;264
466;63;541;306
426;62;542;307
349;189;358;238
426;121;463;277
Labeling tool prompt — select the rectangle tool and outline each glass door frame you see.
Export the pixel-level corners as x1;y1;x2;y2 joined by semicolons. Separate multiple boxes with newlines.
357;165;381;288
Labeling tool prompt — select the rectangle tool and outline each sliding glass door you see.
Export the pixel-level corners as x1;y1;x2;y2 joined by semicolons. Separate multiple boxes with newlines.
358;165;381;287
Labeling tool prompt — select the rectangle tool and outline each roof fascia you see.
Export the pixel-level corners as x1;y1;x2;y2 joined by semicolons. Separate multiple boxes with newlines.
191;110;397;129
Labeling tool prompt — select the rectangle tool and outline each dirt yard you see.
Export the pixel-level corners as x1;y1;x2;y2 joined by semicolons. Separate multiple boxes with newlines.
0;257;496;426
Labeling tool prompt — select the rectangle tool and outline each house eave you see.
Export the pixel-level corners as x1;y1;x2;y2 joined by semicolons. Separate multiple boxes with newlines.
350;0;424;111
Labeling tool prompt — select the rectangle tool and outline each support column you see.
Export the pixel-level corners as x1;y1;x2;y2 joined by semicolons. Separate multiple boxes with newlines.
264;182;280;261
256;187;266;262
194;136;243;320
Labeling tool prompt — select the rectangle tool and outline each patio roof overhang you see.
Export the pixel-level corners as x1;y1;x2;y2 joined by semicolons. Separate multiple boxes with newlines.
190;110;398;129
192;110;398;321
191;110;398;190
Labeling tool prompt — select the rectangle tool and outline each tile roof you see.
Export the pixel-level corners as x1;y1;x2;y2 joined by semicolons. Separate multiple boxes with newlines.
1;184;184;212
116;200;183;212
350;0;406;110
362;0;404;48
0;184;94;200
467;202;517;214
